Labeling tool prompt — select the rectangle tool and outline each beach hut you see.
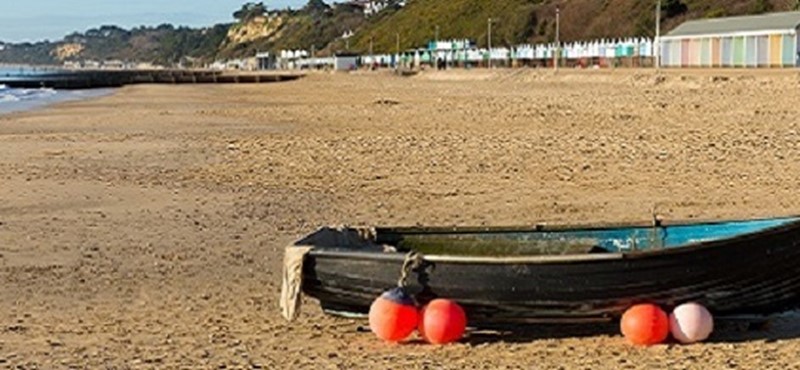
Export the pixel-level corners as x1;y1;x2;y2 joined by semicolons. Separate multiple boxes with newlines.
660;11;800;68
334;52;359;71
256;52;277;70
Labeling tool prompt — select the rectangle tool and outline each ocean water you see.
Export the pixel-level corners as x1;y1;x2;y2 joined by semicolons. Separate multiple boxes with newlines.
0;67;111;114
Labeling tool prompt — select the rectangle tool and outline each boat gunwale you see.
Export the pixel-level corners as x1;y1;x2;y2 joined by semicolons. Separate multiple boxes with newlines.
308;250;626;264
301;215;800;265
373;214;800;235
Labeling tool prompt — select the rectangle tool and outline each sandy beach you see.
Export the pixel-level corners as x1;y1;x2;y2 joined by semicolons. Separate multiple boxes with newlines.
3;69;800;368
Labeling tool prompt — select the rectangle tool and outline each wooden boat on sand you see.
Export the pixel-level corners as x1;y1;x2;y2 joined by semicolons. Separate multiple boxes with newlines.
281;216;800;326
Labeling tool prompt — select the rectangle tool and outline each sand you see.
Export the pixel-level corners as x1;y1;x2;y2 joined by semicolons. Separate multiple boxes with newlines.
2;69;800;368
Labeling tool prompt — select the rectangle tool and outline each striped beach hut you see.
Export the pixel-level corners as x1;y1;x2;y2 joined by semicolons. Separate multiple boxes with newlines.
660;11;800;68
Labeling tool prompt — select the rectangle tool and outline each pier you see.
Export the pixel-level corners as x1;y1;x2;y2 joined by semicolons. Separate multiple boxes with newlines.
0;69;304;89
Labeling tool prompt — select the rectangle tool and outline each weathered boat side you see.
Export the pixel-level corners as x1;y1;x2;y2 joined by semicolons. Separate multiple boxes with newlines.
297;218;800;325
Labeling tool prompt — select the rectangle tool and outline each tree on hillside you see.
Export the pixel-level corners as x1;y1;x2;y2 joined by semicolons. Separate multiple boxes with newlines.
233;2;268;22
304;0;330;15
661;0;688;18
752;0;772;13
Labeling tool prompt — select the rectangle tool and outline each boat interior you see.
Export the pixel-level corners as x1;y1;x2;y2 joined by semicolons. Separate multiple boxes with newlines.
295;217;798;257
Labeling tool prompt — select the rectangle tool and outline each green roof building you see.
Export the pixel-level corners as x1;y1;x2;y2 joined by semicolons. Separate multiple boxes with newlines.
660;11;800;67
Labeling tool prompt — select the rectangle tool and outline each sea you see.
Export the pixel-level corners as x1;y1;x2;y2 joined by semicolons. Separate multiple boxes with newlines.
0;66;111;114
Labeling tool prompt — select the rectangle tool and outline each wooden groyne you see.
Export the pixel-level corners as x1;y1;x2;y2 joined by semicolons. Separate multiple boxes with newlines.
0;69;304;89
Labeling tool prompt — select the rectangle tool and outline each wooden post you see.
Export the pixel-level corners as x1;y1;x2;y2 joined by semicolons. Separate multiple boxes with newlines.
555;7;560;72
396;33;401;69
655;0;661;70
488;18;493;69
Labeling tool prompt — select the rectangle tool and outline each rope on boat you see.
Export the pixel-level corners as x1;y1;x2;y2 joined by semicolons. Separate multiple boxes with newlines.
398;251;424;288
651;203;666;249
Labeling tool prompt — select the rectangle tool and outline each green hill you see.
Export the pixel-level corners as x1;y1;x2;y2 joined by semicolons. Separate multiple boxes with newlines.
349;0;543;53
349;0;800;54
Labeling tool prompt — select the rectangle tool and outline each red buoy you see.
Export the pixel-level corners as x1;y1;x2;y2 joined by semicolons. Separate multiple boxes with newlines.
418;299;467;344
620;304;670;345
368;288;419;342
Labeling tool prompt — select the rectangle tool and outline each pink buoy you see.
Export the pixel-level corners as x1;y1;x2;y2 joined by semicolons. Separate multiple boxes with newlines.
669;302;714;344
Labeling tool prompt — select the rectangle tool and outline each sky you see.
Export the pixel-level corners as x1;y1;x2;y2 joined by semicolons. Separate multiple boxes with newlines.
0;0;310;43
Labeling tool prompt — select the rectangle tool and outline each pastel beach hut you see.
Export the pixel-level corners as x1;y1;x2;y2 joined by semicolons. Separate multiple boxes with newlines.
659;11;800;68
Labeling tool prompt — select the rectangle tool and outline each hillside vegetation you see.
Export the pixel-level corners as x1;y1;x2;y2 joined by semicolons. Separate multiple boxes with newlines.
216;1;367;59
1;0;799;66
349;0;543;53
352;0;800;52
0;24;230;66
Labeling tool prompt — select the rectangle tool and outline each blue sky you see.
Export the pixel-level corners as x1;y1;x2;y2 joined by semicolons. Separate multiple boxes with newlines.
0;0;310;43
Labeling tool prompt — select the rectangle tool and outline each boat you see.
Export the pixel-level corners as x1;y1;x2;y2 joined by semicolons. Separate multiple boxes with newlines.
280;216;800;326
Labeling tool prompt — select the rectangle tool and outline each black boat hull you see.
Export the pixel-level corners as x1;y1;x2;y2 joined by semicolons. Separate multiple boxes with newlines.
295;220;800;325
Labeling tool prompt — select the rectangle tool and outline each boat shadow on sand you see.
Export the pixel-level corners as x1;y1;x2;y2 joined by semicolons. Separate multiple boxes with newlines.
462;311;800;344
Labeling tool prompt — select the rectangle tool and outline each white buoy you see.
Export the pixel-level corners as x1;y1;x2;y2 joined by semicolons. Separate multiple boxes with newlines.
669;302;714;344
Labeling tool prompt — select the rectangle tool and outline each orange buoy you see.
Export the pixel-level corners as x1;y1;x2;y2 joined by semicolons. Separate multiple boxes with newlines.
368;288;419;342
620;304;669;345
418;299;467;344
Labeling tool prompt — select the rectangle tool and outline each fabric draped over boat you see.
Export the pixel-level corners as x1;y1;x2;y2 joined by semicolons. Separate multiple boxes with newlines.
281;226;385;321
281;246;314;321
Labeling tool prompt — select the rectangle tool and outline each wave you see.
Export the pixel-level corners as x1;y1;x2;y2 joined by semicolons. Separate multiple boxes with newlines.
0;87;57;105
1;86;112;115
0;94;20;102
